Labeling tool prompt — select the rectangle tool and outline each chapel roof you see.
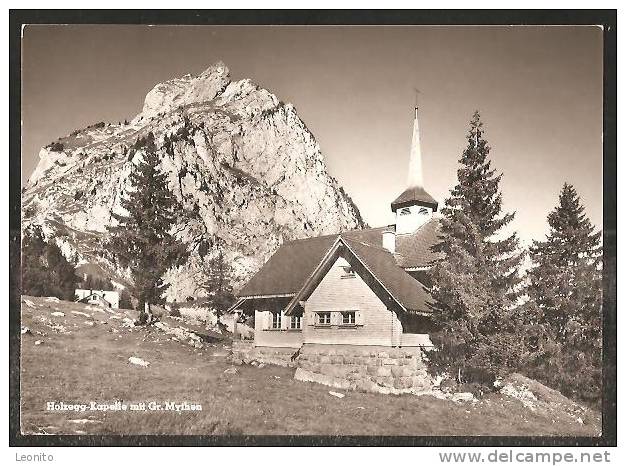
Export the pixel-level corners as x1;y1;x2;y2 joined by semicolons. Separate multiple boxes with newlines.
236;218;442;313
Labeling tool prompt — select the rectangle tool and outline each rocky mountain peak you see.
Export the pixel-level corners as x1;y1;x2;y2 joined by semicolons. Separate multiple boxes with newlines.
140;61;231;120
23;62;366;301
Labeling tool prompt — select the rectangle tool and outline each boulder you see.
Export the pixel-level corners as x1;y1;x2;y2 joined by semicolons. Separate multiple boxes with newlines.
128;356;150;367
452;392;475;403
355;379;378;393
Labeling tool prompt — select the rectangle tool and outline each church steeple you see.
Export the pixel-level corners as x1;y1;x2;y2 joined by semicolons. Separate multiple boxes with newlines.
391;106;438;235
406;106;424;189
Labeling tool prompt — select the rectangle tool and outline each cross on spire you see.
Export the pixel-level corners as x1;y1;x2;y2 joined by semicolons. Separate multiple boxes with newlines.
413;87;421;118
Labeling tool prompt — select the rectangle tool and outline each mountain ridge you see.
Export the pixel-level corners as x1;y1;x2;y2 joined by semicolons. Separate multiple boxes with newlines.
22;62;366;301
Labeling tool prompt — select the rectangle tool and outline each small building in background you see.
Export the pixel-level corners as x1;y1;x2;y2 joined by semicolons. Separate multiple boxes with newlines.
75;289;120;309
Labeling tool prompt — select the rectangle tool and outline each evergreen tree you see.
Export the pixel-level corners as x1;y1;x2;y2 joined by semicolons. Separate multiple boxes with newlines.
524;183;602;402
195;247;235;315
107;132;188;323
429;111;525;384
21;227;49;297
22;226;78;300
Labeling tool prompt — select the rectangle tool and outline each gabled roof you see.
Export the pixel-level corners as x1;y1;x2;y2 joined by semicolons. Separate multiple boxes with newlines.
237;219;442;300
237;235;337;298
76;292;113;306
340;237;432;313
237;224;439;315
391;186;438;212
237;227;386;298
278;235;431;315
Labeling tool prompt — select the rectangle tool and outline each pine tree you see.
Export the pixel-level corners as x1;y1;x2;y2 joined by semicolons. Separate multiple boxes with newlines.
22;226;79;300
429;111;525;384
107;132;188;323
524;183;602;402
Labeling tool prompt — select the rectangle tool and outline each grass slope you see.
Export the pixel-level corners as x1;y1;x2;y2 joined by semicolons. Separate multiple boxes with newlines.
20;297;600;436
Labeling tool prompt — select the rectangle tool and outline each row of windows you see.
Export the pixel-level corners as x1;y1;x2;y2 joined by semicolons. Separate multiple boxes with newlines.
316;311;356;325
270;313;301;329
268;311;357;328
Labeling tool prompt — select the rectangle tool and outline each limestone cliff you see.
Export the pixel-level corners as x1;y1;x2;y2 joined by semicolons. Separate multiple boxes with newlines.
22;62;365;301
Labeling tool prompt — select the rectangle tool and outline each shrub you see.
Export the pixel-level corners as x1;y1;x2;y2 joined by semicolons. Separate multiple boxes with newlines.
48;142;64;152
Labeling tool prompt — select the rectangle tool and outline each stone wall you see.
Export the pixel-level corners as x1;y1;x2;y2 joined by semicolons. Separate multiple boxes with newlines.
230;341;298;367
230;342;434;394
295;344;433;394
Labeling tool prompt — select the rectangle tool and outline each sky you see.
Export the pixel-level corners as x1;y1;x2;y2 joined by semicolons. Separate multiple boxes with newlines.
21;25;603;246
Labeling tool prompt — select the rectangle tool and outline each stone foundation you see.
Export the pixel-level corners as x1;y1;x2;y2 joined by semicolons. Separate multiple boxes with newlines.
230;341;299;367
229;342;434;394
294;344;433;394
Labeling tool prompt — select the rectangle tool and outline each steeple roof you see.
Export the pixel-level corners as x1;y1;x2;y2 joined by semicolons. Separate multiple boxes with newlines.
391;186;438;212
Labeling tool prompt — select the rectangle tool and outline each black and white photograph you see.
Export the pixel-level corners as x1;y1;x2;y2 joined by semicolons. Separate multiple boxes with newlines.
9;10;616;449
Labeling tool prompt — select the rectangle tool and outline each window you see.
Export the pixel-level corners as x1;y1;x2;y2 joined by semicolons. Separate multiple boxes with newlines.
341;265;355;278
342;311;356;325
316;312;331;325
418;207;429;215
290;315;302;329
400;207;411;215
271;311;281;329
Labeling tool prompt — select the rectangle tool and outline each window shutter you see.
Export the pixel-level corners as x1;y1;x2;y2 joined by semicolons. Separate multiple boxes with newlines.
308;311;316;326
281;311;289;330
355;310;364;325
331;311;340;325
264;311;271;330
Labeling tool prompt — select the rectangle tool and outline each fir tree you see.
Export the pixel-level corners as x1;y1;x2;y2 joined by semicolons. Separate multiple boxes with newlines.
195;247;236;315
107;132;188;323
527;183;602;340
523;183;602;402
429;111;525;383
22;226;78;300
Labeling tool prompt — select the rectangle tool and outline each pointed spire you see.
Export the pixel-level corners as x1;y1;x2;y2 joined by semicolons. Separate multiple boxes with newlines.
391;105;438;214
406;106;424;188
